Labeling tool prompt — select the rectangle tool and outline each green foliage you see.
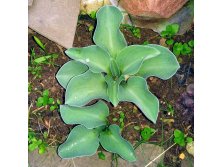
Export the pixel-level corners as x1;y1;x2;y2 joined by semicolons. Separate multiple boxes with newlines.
121;24;141;38
56;5;179;162
188;40;194;47
29;36;59;79
173;129;193;147
28;129;48;154
161;24;179;39
166;39;174;46
28;82;32;93
119;111;125;129
142;41;149;45
173;41;193;56
98;151;106;160
89;11;96;19
161;24;179;47
36;89;60;111
33;36;46;51
166;102;174;116
88;25;94;32
141;127;155;141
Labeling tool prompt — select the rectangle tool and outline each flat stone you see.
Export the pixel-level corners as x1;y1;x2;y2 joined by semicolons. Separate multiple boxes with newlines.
118;143;164;167
29;144;164;167
29;0;80;48
28;148;112;167
119;0;188;19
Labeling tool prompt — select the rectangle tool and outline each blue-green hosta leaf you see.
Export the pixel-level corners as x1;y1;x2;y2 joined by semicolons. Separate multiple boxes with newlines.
110;60;121;77
56;60;88;88
99;124;136;162
105;75;124;107
136;44;180;80
116;45;160;75
119;76;159;123
60;100;109;129
65;70;108;106
65;45;111;73
93;5;127;58
58;125;99;159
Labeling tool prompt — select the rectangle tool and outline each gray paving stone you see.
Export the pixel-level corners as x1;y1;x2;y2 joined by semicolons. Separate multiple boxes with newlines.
28;144;164;167
28;0;80;48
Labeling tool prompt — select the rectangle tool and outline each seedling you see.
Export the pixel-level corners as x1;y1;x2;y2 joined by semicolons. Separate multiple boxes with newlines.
98;151;106;160
28;129;48;154
173;42;193;56
36;89;61;111
141;127;156;141
121;24;141;38
161;24;179;46
88;25;94;32
166;102;174;116
188;40;194;47
56;6;179;162
173;129;193;147
29;36;59;79
28;66;42;79
161;24;179;39
142;41;149;45
119;111;125;129
89;11;96;20
28;82;32;93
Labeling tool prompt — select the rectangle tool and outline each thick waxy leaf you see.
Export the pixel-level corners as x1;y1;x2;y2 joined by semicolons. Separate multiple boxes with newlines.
137;44;180;80
105;75;124;107
56;60;88;88
99;125;136;162
93;5;127;58
65;70;109;106
58;125;99;158
60;100;109;129
65;45;111;73
110;60;121;77
119;76;159;123
116;45;160;75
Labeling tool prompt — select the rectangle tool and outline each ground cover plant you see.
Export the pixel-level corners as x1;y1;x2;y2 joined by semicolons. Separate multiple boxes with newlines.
56;5;180;162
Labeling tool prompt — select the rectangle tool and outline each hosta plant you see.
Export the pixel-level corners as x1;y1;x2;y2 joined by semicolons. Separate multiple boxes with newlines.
56;5;179;162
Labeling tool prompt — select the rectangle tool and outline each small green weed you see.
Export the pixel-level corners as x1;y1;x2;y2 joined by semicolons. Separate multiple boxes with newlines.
166;102;174;116
28;82;32;93
121;24;141;38
89;11;96;20
161;23;179;39
161;23;179;47
173;129;193;147
119;111;125;129
173;41;194;56
29;36;59;79
141;127;155;141
142;41;149;45
88;25;94;32
98;151;106;160
28;129;48;154
36;89;61;111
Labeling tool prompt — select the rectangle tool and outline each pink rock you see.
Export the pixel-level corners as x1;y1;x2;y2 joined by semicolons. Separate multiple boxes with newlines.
119;0;188;19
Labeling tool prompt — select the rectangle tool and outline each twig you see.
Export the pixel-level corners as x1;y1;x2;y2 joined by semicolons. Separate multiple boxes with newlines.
31;106;45;113
124;121;137;128
144;143;176;167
